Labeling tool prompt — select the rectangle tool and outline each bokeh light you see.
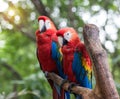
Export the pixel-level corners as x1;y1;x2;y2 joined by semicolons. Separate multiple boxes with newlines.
0;0;8;12
8;10;15;17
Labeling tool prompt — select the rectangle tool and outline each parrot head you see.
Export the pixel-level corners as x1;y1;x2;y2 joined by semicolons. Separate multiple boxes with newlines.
38;16;56;33
36;16;57;43
56;27;80;47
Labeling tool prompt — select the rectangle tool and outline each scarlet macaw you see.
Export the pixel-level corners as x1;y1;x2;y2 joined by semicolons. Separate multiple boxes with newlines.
57;27;92;99
35;16;69;99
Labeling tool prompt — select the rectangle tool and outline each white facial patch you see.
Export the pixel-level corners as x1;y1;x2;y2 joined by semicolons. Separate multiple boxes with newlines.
64;31;72;42
45;20;51;29
39;20;44;31
58;36;63;47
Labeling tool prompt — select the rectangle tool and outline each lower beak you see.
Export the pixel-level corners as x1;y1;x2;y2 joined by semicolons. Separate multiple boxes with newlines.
63;38;68;45
58;36;68;47
40;25;46;33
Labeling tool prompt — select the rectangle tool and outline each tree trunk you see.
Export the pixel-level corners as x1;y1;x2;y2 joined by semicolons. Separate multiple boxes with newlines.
83;24;119;99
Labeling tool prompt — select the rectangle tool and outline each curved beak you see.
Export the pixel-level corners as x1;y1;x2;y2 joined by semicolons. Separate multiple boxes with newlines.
58;36;63;47
39;20;46;33
57;30;68;46
63;38;68;45
58;36;68;47
40;25;46;33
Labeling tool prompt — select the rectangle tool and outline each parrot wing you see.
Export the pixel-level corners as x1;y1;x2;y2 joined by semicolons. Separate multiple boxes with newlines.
51;41;66;79
51;41;70;99
36;48;43;70
72;44;92;89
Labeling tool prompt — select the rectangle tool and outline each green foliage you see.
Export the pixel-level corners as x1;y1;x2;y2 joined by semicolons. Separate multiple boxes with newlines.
0;72;52;99
0;0;120;98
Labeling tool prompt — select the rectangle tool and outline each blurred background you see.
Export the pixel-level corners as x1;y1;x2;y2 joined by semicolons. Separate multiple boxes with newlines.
0;0;120;98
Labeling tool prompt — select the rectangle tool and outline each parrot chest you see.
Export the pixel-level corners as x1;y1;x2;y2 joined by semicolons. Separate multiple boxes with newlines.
39;43;51;60
37;39;57;72
37;36;52;60
63;49;77;82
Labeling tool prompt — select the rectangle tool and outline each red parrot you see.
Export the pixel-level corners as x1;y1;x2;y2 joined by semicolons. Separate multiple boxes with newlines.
35;16;70;99
57;27;92;99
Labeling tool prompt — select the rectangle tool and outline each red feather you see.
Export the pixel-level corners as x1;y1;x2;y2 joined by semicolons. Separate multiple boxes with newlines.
36;16;66;99
57;27;92;85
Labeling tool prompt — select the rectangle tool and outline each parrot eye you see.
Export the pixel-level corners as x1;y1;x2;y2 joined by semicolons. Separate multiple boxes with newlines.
67;32;70;35
45;20;51;29
64;31;72;42
39;20;45;32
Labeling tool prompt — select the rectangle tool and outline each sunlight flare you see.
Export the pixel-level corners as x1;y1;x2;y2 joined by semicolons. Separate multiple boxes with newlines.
8;10;15;17
0;0;8;12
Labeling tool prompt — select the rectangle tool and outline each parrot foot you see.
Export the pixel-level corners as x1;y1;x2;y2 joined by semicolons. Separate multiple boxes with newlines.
60;79;69;88
68;82;77;93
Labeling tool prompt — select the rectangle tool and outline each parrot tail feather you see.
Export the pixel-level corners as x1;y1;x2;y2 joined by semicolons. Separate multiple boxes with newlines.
65;91;70;99
53;86;58;99
54;83;71;99
54;83;61;95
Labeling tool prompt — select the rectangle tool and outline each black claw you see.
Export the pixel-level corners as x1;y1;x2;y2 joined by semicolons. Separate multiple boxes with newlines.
68;82;77;93
60;79;69;88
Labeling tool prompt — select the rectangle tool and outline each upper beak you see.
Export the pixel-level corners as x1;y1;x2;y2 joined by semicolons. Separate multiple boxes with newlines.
58;36;68;47
58;36;63;47
40;25;46;33
63;38;68;45
57;30;68;46
39;20;46;33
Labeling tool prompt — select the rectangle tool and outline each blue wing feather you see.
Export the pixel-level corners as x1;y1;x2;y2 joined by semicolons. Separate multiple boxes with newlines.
51;41;66;78
72;52;92;89
51;41;70;99
51;41;57;60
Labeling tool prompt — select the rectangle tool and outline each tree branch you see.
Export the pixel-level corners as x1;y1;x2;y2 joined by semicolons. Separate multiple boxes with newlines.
46;72;102;99
67;0;75;27
0;60;22;98
0;61;22;80
31;0;58;29
83;24;119;99
1;12;36;42
31;0;49;16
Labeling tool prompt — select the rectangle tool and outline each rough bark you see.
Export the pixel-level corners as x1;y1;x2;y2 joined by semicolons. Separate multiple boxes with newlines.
83;24;119;99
